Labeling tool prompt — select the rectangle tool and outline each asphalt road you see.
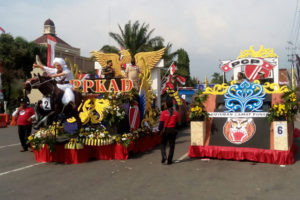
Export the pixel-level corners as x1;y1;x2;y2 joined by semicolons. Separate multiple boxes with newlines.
1;125;300;200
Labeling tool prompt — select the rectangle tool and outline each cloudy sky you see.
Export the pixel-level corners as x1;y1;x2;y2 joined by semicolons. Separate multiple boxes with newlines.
0;0;298;80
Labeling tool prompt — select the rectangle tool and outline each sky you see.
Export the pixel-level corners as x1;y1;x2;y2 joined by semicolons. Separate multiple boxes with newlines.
0;0;299;81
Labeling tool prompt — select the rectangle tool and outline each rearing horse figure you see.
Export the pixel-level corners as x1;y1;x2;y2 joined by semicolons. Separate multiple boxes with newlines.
25;74;82;130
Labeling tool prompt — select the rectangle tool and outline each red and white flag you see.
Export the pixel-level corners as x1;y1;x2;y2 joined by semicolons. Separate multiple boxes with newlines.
170;63;176;75
0;26;5;34
77;73;90;80
129;104;140;130
162;74;174;94
47;35;57;68
176;75;186;85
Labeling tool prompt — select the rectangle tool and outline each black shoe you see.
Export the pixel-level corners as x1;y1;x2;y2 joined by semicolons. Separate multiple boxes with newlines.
167;161;173;165
161;157;167;163
20;149;28;152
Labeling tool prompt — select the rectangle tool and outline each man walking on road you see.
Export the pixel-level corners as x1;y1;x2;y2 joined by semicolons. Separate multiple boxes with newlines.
12;97;35;152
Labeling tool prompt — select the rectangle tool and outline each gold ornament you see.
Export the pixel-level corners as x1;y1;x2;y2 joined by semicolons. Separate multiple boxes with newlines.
92;48;165;77
262;82;289;94
237;45;279;59
203;83;229;95
139;58;155;128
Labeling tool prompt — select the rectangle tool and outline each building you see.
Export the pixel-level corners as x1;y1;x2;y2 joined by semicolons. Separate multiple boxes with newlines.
28;19;95;104
34;19;94;73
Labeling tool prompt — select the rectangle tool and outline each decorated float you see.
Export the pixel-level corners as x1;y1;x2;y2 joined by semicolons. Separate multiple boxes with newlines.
27;48;165;164
188;46;298;165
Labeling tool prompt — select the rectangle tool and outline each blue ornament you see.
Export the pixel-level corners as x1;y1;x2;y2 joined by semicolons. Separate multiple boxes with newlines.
224;80;265;112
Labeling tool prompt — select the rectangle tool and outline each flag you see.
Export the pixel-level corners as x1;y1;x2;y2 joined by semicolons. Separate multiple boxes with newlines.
129;104;140;130
170;63;176;75
162;75;174;94
0;26;5;34
47;35;57;68
95;69;105;79
176;75;186;85
77;73;90;80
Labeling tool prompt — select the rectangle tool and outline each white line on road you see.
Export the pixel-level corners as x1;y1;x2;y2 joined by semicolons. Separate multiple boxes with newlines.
0;143;20;149
0;163;45;177
174;152;188;163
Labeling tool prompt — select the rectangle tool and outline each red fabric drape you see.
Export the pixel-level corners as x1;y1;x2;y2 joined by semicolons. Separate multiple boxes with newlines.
188;145;297;165
33;135;161;164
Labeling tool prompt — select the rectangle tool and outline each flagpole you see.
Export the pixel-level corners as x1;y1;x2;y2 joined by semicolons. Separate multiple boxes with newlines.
161;62;174;84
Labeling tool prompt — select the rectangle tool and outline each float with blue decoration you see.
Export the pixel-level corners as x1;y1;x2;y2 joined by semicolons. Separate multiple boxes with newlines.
28;49;165;164
188;46;298;165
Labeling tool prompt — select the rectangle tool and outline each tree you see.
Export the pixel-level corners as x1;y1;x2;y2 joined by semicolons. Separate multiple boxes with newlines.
0;33;46;112
103;20;192;87
175;48;191;85
100;45;120;54
108;20;164;56
211;72;224;84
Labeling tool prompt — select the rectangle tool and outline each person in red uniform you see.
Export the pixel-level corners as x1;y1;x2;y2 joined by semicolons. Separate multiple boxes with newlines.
159;98;179;165
12;98;35;152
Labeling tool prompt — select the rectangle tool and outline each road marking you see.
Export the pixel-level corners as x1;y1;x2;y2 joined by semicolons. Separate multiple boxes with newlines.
0;163;45;177
174;152;188;163
0;143;20;149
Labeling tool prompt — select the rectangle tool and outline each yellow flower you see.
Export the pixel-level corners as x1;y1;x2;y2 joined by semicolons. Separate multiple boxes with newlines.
198;107;202;112
278;104;285;112
28;135;33;141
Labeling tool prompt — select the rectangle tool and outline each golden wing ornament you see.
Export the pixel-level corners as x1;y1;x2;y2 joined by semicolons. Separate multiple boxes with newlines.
134;48;165;73
120;49;132;64
92;51;123;77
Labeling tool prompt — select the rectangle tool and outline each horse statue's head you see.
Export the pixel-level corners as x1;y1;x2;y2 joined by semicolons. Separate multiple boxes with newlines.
24;73;56;95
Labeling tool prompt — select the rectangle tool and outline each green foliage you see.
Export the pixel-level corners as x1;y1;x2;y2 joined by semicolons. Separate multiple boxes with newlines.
175;48;191;85
107;20;192;87
100;45;120;54
109;20;164;56
267;88;299;122
190;76;199;87
0;33;46;110
189;90;208;121
211;72;224;84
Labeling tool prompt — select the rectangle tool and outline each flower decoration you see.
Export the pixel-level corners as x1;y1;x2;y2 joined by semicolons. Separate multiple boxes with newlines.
189;90;208;121
27;122;64;152
267;89;299;122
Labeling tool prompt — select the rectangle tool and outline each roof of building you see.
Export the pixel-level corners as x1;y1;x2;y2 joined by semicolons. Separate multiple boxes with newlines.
44;18;55;26
34;34;72;47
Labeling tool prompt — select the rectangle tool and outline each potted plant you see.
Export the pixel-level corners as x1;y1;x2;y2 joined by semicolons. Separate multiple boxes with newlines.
267;89;298;150
189;90;208;146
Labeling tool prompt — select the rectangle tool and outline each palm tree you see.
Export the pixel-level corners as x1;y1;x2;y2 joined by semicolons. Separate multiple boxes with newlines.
109;20;164;56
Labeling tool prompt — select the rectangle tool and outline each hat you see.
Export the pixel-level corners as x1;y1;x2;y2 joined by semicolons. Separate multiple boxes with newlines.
19;98;27;103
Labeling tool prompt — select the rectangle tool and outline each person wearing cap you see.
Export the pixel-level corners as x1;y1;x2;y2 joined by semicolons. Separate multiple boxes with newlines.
12;98;35;152
33;58;75;105
101;60;115;79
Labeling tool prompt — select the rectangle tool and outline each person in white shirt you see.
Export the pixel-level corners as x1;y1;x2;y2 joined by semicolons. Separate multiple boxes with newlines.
125;58;141;90
32;58;75;105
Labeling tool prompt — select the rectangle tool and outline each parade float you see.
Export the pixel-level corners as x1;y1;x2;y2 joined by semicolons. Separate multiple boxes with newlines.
189;46;298;165
27;48;165;164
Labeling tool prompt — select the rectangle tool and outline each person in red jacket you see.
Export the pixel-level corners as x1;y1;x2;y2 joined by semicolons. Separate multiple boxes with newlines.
12;98;35;152
159;98;179;165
